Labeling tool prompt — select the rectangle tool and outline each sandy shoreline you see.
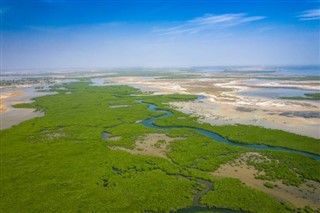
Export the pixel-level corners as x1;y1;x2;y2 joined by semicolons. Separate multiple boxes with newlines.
0;87;55;130
105;76;320;138
0;91;24;112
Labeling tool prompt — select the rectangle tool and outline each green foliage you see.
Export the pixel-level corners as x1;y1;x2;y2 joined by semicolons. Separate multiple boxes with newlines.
280;93;320;100
283;202;295;211
201;178;290;213
1;83;198;212
167;131;244;171
154;139;166;148
102;169;196;213
296;205;320;213
246;151;320;186
1;82;319;212
154;115;320;155
263;182;277;188
210;125;320;155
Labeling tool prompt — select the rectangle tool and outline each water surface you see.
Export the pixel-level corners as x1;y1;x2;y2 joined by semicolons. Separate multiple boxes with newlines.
240;87;319;100
137;100;320;160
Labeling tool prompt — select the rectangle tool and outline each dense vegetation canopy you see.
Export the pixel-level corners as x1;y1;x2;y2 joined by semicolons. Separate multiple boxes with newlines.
1;82;319;212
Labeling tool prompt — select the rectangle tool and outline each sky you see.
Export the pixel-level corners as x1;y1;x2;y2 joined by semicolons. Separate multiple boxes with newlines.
1;0;320;70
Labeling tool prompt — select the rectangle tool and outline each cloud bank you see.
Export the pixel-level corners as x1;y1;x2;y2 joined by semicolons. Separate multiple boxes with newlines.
155;13;265;35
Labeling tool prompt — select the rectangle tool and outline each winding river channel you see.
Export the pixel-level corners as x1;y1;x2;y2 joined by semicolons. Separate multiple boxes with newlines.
136;100;320;161
135;98;320;212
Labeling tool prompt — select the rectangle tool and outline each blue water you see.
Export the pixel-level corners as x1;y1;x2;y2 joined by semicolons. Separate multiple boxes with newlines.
136;100;320;161
240;87;319;100
193;65;320;76
276;66;320;76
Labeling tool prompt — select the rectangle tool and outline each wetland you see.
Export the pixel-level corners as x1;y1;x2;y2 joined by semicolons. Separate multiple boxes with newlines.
1;69;320;213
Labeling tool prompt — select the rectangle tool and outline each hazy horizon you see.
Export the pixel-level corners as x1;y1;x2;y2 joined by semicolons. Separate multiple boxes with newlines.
2;65;320;78
2;64;320;70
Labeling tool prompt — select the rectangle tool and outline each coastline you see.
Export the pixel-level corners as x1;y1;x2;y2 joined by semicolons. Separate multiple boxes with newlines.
106;75;320;139
0;86;55;130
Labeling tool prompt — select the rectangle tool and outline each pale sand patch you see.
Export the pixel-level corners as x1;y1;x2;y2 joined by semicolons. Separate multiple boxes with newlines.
106;77;189;95
44;132;65;140
258;81;320;91
1;109;44;130
212;152;320;209
0;91;24;112
28;129;66;142
0;88;56;130
111;133;184;159
108;136;122;141
109;105;131;108
1;90;44;130
169;94;320;138
109;76;320;138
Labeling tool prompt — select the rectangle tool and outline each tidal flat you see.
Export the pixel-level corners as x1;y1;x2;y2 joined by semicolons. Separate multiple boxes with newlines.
0;69;320;213
108;72;320;138
0;87;56;129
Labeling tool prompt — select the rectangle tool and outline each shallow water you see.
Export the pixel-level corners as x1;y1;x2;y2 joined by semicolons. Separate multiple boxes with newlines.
280;111;320;119
101;132;109;140
198;65;320;76
240;87;319;100
0;108;44;130
276;66;320;76
136;100;320;161
91;78;106;86
136;98;320;212
0;86;57;130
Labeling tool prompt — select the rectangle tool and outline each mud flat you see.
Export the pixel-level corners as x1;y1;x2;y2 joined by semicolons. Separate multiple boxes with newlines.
110;133;185;159
212;152;320;209
108;75;320;138
0;87;55;130
0;90;24;112
170;98;320;138
106;77;188;94
1;108;44;130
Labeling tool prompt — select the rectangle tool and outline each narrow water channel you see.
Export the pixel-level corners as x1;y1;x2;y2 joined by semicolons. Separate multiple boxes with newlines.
173;177;239;213
135;98;320;212
136;99;320;161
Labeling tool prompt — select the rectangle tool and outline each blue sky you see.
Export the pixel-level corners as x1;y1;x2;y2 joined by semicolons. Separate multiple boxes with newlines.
2;0;320;69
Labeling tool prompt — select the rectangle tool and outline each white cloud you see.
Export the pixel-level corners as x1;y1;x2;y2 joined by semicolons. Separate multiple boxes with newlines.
154;13;265;35
298;9;320;21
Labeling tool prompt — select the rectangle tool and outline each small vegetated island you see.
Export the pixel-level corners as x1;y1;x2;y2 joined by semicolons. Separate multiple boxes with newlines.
280;93;320;101
1;81;320;213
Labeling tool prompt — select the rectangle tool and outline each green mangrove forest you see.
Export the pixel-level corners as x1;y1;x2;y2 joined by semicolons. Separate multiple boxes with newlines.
1;82;319;213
